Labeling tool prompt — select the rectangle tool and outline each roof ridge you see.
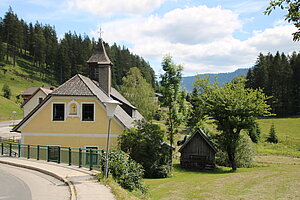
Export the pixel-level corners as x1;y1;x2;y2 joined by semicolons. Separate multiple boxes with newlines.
52;74;80;92
77;74;98;97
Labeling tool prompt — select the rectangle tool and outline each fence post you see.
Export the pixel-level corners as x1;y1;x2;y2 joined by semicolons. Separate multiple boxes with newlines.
1;143;3;155
47;146;50;162
18;144;20;157
79;148;82;168
27;145;30;159
9;143;12;157
68;147;71;166
57;147;61;164
37;145;40;160
89;149;93;170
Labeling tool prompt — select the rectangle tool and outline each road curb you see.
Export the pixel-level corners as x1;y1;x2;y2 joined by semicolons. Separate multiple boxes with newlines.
0;159;77;200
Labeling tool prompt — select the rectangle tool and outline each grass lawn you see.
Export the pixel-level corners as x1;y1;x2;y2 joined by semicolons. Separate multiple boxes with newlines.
0;57;53;120
256;117;300;157
144;117;300;200
0;96;23;120
145;158;300;200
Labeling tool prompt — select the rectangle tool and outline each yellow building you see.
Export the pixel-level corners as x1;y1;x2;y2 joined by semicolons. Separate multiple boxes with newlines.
13;40;143;155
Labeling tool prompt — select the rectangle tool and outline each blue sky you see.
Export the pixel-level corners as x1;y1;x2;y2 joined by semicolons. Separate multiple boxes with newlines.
0;0;299;76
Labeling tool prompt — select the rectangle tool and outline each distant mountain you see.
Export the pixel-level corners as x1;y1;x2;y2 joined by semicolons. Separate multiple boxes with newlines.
181;68;249;92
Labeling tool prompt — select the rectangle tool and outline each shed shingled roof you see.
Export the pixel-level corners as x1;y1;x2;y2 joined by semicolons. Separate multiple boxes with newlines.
87;40;112;65
178;129;217;153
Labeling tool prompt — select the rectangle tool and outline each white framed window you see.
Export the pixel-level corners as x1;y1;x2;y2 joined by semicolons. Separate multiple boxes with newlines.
81;102;95;121
52;103;66;121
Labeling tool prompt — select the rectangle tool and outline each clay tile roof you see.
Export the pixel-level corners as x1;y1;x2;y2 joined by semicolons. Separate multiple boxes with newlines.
40;87;53;95
87;40;112;65
51;75;94;96
22;87;55;96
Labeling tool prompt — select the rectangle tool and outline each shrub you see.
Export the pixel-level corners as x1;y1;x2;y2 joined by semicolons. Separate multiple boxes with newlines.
266;123;279;143
119;120;171;178
2;83;11;99
247;122;261;143
98;149;147;193
215;135;254;168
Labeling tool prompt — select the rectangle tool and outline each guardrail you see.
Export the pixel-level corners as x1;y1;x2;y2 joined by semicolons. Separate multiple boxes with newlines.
0;142;105;171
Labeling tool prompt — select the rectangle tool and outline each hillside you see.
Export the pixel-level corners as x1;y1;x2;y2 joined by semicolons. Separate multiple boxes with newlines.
0;57;51;120
0;9;156;89
181;68;249;92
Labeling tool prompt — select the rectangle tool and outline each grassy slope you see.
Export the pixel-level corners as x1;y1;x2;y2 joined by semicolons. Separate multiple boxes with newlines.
145;117;300;200
0;57;52;120
256;117;300;156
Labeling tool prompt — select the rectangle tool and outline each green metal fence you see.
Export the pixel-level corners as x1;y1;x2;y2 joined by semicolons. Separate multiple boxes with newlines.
0;142;105;171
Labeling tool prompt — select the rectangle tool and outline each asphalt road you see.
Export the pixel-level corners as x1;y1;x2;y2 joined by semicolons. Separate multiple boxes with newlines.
0;120;21;138
0;163;69;200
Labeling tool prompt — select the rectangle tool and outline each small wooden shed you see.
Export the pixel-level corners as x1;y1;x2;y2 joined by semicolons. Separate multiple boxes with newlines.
178;129;217;169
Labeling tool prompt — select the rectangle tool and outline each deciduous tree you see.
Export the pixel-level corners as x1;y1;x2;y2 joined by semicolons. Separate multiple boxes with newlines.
120;67;157;120
265;0;300;41
160;55;186;163
194;76;271;171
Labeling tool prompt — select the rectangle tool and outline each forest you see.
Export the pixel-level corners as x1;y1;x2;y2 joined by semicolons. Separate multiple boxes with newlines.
0;8;156;89
246;51;300;117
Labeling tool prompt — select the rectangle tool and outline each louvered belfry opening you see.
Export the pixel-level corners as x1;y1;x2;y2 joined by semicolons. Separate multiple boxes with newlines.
87;39;112;96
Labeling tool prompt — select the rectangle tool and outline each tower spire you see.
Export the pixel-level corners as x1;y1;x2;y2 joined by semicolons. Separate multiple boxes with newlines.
98;27;104;40
87;33;112;96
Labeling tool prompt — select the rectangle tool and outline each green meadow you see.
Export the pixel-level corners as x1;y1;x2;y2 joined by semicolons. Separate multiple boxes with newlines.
144;117;300;200
0;57;52;120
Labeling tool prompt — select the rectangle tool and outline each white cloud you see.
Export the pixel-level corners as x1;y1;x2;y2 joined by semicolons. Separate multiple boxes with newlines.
65;0;166;17
91;5;299;76
246;25;298;53
142;6;241;44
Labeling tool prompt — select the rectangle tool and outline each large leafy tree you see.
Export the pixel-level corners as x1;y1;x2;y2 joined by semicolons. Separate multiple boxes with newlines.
265;0;300;41
194;77;271;171
119;120;171;178
160;55;186;160
120;67;157;120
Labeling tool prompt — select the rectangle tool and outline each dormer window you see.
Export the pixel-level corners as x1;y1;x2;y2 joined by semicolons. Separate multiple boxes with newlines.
38;97;43;104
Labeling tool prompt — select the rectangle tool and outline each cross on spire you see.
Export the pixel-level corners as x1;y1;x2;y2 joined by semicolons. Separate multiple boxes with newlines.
98;27;104;40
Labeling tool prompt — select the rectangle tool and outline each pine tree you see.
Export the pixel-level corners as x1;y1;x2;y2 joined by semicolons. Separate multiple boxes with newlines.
266;123;279;143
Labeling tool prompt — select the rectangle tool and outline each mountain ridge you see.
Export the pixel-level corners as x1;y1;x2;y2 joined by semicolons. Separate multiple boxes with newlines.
181;68;249;92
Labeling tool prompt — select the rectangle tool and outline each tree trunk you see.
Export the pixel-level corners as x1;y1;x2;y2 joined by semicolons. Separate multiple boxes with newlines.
228;151;237;171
